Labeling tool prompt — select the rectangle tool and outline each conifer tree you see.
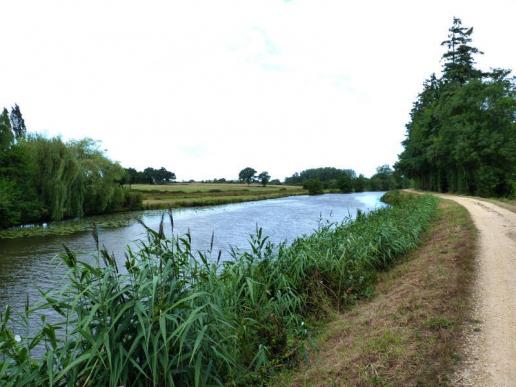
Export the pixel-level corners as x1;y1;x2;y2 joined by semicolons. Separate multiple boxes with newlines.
0;108;14;151
9;104;27;140
440;17;483;84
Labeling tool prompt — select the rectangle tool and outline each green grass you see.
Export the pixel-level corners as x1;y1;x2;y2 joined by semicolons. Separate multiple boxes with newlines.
130;183;306;209
0;194;438;386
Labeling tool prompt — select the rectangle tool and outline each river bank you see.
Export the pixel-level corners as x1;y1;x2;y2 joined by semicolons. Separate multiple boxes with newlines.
0;183;306;239
272;192;477;385
0;191;437;385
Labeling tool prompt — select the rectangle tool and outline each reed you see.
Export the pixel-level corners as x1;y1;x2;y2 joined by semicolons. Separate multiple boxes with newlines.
0;193;438;386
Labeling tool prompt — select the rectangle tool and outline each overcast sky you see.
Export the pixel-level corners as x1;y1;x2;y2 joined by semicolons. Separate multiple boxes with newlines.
1;0;514;180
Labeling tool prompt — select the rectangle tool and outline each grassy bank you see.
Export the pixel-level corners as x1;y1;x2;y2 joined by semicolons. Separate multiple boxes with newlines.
131;183;306;209
0;193;438;386
274;193;476;385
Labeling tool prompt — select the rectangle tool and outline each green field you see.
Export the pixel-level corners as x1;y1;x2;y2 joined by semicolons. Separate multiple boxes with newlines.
129;183;306;209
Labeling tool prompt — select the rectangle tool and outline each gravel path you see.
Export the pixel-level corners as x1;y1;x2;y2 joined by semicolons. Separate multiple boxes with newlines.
436;194;516;386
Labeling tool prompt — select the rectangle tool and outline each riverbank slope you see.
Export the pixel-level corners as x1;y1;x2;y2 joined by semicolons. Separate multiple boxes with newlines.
274;194;477;385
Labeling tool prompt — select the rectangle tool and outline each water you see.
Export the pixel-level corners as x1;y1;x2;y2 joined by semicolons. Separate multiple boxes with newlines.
0;192;385;334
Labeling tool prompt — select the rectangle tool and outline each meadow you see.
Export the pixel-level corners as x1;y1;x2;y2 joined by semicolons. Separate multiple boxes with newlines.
131;183;306;209
0;192;438;386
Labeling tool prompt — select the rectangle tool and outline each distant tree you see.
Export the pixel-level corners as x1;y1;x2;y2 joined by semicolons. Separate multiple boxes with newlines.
0;108;14;151
303;179;323;195
142;167;156;184
269;179;281;185
122;168;139;186
354;174;367;192
284;172;301;185
337;173;353;193
155;167;176;183
239;167;256;185
257;171;271;187
370;165;396;191
9;104;27;140
285;167;356;189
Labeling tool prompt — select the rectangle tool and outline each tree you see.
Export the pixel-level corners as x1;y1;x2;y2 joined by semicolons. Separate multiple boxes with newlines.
397;18;516;197
354;174;367;192
441;17;483;84
0;109;14;152
337;173;353;193
303;179;323;195
285;167;357;189
257;171;270;187
10;104;27;140
155;167;176;184
239;167;256;185
123;167;139;185
370;165;396;191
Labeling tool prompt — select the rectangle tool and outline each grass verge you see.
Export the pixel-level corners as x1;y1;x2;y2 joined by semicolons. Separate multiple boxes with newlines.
273;194;476;386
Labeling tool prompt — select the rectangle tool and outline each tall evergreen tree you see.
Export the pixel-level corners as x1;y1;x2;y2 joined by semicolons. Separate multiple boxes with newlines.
440;17;483;84
0;108;14;151
9;104;27;140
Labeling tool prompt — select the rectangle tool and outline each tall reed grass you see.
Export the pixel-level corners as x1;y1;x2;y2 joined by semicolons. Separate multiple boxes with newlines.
0;193;437;386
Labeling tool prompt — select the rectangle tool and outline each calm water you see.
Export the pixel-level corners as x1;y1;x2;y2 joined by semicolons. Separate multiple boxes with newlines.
0;192;385;332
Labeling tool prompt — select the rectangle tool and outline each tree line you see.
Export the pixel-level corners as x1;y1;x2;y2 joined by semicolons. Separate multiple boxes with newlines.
0;106;142;229
284;166;405;195
122;167;176;185
396;18;516;197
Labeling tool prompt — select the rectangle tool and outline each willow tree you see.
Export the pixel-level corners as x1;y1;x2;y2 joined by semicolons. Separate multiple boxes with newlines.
24;136;81;220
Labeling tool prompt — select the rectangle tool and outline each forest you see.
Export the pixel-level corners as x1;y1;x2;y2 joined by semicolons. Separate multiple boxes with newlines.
0;106;142;228
396;18;516;197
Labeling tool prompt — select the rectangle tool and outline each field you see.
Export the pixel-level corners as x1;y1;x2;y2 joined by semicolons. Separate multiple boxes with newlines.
130;183;306;209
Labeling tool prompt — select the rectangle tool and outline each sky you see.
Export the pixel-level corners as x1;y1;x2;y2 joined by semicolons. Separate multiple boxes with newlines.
1;0;515;181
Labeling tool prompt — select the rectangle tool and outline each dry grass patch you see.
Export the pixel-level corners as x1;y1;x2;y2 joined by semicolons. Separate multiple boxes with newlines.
273;198;476;386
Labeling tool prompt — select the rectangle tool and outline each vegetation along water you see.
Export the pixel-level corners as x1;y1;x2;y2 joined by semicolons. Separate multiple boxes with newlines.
0;192;437;385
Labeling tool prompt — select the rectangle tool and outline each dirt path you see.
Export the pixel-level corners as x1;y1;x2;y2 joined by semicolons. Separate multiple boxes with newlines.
434;194;516;386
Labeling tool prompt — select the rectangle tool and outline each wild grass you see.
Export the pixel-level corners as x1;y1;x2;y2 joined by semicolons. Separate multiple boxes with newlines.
0;194;438;386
